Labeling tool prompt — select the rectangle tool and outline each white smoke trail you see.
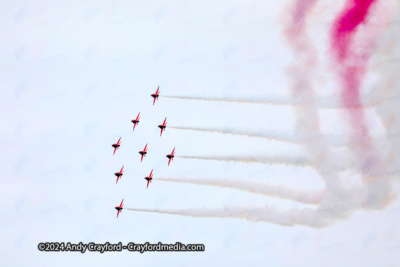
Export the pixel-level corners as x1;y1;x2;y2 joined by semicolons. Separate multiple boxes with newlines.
177;155;310;167
125;204;359;228
125;180;373;228
162;95;375;109
169;126;348;147
368;2;400;185
162;95;293;106
177;150;358;170
156;177;324;204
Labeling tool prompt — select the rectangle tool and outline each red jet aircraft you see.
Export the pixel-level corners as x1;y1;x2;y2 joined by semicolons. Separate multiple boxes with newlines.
114;165;124;184
115;199;124;218
138;144;148;162
112;137;121;155
158;118;167;136
166;147;175;166
131;112;140;131
151;86;160;105
145;169;153;188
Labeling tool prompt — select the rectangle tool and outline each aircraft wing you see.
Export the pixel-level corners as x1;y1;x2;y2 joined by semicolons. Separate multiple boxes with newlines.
113;147;117;155
117;210;120;218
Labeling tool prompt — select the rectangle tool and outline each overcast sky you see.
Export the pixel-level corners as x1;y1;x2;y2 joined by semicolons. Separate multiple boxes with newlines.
1;0;400;266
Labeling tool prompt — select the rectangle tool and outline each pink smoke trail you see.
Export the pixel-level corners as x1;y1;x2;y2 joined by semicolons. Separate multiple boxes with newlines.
330;0;394;208
330;0;378;168
283;0;352;208
330;0;386;179
332;0;377;62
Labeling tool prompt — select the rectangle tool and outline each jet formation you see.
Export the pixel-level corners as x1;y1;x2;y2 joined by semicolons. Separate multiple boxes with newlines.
112;86;176;218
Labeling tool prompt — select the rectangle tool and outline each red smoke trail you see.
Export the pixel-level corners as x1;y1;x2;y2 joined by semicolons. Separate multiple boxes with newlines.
332;0;376;115
331;0;377;120
332;0;377;62
330;0;379;176
331;1;395;212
